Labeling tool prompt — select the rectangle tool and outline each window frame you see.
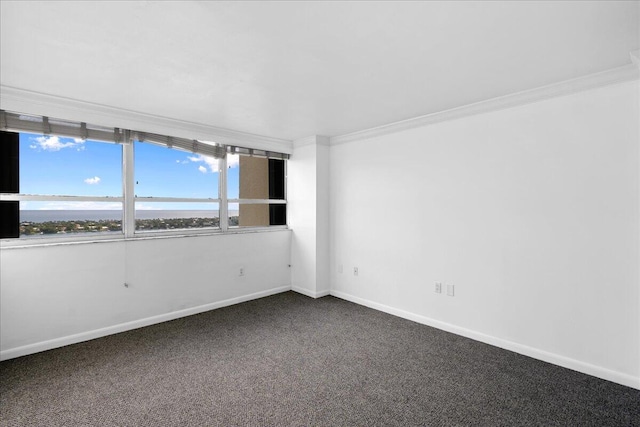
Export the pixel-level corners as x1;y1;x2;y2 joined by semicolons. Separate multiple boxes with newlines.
1;131;126;242
131;139;223;237
0;113;289;246
227;155;288;229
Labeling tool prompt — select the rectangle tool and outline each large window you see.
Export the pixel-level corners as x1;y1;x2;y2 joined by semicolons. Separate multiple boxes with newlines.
134;140;221;232
228;153;286;227
0;111;288;242
9;130;124;239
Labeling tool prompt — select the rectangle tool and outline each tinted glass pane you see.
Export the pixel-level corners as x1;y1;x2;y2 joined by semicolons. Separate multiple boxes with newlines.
0;201;19;238
269;204;286;225
269;159;285;200
0;131;19;193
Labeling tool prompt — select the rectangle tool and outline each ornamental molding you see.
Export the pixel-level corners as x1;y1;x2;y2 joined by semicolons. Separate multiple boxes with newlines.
330;63;640;146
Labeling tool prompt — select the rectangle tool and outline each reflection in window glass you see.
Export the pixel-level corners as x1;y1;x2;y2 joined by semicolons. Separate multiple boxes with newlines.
135;141;219;198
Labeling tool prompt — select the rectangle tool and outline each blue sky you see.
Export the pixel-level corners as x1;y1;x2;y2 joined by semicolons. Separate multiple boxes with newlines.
19;133;239;211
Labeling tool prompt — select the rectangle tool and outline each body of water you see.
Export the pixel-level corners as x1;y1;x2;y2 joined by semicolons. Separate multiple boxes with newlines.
21;210;240;222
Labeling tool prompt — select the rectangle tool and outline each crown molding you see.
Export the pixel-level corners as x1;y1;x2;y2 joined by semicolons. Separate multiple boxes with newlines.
4;59;638;152
0;86;293;154
316;135;331;146
293;135;331;148
330;63;640;146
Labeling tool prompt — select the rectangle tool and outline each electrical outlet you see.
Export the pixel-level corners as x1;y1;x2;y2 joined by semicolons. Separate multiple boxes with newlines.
239;267;245;277
353;267;359;276
447;284;454;296
435;282;442;293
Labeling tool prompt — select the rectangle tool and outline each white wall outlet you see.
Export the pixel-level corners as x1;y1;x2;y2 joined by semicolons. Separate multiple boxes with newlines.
239;267;245;277
435;282;442;293
447;284;454;296
353;267;358;276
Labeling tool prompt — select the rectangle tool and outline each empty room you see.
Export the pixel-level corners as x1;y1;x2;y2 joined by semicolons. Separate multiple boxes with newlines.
1;1;639;426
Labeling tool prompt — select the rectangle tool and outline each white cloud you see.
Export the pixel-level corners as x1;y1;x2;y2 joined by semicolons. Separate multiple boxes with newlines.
187;154;220;173
31;135;84;152
182;153;241;172
84;176;101;185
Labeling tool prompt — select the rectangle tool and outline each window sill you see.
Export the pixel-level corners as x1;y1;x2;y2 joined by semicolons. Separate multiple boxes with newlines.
0;226;290;249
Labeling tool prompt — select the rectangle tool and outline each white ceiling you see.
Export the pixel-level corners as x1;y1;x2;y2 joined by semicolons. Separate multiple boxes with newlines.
1;1;638;142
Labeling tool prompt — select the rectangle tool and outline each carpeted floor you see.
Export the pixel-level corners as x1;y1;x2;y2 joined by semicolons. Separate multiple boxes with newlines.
1;291;638;426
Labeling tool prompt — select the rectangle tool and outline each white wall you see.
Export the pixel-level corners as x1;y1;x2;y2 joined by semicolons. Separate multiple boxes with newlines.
1;231;291;359
288;138;330;298
289;142;318;297
316;143;330;296
329;81;640;388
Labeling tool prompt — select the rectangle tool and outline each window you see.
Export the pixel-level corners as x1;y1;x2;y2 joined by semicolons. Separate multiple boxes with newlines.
134;140;220;232
0;110;288;242
9;130;124;239
228;152;287;228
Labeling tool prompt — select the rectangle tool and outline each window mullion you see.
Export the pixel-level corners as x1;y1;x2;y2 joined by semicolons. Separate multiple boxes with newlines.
219;156;228;232
122;133;135;238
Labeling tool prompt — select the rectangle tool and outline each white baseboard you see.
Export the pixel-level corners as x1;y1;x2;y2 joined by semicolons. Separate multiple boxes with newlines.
0;285;291;361
292;286;330;299
330;290;640;390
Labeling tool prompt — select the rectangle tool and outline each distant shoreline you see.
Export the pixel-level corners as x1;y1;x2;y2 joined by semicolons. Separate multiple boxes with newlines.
20;210;239;222
20;216;229;236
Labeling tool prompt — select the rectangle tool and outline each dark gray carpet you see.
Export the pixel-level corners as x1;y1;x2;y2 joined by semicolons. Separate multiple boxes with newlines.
1;292;638;426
